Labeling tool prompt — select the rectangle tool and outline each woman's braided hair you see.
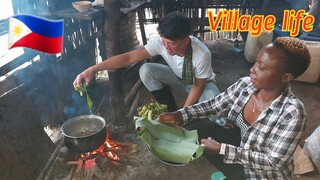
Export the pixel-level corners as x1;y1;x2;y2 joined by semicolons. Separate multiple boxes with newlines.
273;37;311;78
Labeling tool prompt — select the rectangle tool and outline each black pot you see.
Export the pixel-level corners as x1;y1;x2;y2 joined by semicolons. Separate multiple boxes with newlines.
61;115;107;153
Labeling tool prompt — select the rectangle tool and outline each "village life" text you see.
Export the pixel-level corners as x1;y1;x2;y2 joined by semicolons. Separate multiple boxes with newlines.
208;9;315;37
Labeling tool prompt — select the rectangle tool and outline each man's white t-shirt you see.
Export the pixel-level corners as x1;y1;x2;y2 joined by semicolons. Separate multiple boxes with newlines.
144;36;216;82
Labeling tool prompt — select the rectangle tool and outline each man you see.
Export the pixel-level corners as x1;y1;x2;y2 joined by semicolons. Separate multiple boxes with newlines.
73;11;219;112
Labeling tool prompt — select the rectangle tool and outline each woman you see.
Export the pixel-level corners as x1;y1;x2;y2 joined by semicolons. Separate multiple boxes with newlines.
159;37;311;179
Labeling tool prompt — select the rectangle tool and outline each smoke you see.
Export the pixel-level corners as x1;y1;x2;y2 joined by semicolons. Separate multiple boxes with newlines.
6;0;96;126
12;53;91;126
64;91;91;120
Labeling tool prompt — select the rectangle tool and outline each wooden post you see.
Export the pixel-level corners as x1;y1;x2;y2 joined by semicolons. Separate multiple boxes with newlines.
137;6;147;45
104;0;126;125
161;0;175;18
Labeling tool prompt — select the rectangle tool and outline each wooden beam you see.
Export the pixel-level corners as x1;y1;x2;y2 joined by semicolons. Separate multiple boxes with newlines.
127;90;141;120
37;140;64;180
104;0;126;125
124;79;142;107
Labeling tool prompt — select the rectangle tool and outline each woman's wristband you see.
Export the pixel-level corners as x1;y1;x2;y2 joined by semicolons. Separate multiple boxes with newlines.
219;143;226;155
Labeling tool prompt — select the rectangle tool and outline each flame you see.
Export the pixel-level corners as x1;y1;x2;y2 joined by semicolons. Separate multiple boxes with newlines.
80;129;121;161
83;159;95;168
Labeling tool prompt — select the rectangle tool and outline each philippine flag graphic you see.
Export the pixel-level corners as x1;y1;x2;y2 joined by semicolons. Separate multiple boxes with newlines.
8;14;64;54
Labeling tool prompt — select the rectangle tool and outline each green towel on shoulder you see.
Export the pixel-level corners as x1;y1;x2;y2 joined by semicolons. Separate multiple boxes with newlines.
181;40;193;85
135;117;204;164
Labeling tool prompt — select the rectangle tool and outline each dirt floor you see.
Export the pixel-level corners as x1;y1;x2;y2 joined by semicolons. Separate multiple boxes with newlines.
86;38;320;180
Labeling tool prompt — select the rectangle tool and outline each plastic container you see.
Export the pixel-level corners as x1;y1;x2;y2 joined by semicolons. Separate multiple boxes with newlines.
244;31;273;63
295;41;320;83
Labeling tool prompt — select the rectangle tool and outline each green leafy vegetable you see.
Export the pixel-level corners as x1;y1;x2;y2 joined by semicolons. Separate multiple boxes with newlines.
75;83;92;111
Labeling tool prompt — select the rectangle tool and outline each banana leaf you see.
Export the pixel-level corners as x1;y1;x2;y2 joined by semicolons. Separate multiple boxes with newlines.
135;117;204;164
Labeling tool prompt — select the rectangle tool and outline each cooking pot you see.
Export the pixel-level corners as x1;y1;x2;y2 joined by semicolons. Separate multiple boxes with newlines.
61;115;107;153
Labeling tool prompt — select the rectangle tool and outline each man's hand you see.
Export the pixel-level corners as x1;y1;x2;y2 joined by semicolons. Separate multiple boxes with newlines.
73;67;95;88
158;111;183;125
183;78;206;107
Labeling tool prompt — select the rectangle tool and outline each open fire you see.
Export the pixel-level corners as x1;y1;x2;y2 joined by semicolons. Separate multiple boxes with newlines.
80;129;121;161
67;129;139;179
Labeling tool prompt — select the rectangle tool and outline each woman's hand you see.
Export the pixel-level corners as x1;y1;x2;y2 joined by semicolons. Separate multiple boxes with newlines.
158;111;183;125
73;67;95;88
201;137;221;155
